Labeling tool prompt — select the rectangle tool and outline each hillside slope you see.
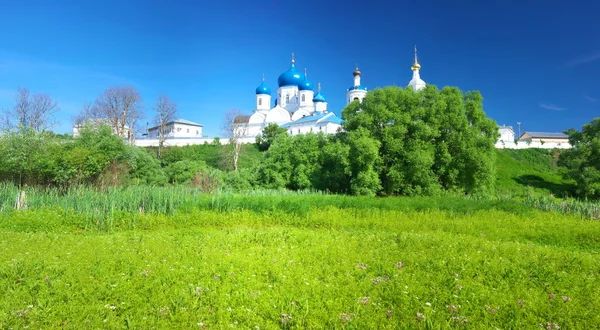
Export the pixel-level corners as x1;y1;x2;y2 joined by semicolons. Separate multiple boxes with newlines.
495;148;573;197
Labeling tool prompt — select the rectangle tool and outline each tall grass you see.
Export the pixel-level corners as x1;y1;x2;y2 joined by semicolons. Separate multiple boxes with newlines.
0;183;529;215
524;194;600;220
2;183;599;230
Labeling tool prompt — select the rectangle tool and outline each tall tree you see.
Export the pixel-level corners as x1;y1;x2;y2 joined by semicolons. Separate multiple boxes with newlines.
558;118;600;198
72;102;98;127
342;85;497;195
221;109;248;172
153;95;178;157
92;86;144;143
29;93;60;131
2;87;59;132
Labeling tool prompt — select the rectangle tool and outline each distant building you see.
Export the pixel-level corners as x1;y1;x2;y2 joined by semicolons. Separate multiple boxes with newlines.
495;125;515;148
498;125;515;142
518;132;570;146
147;119;203;139
73;118;130;138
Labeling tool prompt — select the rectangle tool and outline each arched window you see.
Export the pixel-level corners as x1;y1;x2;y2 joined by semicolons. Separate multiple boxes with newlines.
302;94;305;102
286;94;290;103
354;97;359;101
297;129;300;134
258;99;262;106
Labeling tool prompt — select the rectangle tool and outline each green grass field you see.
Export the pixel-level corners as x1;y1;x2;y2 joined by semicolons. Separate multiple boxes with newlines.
1;190;599;329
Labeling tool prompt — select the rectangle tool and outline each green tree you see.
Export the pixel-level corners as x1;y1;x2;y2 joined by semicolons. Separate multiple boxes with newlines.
342;85;497;196
256;123;288;151
347;128;381;196
256;133;324;190
558;118;600;198
317;135;352;193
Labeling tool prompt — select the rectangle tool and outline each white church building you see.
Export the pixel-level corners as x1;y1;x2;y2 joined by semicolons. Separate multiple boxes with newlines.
242;48;427;141
244;54;343;140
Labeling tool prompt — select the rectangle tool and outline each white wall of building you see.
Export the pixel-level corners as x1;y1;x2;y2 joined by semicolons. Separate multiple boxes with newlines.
148;122;203;139
498;127;515;142
495;140;571;149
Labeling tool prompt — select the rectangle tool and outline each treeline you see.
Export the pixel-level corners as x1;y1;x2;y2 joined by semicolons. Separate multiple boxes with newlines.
3;84;598;198
0;124;263;190
0;85;501;196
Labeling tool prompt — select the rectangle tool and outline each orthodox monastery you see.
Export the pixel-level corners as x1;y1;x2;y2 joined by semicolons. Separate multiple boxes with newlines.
128;47;569;149
242;49;426;140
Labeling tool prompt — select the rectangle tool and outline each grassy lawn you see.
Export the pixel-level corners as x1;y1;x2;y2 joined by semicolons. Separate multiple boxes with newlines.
1;197;599;328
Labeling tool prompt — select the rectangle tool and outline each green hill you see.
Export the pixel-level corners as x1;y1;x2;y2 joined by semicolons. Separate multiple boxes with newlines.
495;148;573;197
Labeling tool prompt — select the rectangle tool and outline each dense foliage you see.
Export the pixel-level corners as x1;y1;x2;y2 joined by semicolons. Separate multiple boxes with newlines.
343;85;498;195
559;118;600;198
254;86;499;196
0;125;139;187
0;124;262;190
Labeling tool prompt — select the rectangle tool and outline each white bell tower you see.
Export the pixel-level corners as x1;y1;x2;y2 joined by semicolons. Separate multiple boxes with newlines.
407;45;427;91
346;65;368;105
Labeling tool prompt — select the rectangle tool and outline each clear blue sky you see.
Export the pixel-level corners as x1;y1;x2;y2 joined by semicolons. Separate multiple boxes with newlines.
0;0;598;137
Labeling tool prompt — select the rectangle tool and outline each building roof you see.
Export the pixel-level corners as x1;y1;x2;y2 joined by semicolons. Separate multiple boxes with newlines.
498;125;514;130
234;115;251;124
281;112;344;128
255;81;271;95
148;118;203;131
519;132;568;139
278;63;304;87
172;118;203;127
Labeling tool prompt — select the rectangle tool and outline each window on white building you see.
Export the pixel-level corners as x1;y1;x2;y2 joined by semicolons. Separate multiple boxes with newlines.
297;129;300;134
187;129;190;133
319;126;322;131
258;99;262;106
286;94;289;103
196;130;199;135
302;95;305;102
354;97;359;101
310;127;313;132
177;127;181;132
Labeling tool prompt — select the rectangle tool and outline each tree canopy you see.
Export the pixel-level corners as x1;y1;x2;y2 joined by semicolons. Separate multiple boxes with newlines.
558;118;600;198
341;85;498;195
253;85;499;196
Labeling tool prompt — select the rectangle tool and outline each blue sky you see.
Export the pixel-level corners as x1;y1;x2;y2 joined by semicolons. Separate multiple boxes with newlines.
0;0;598;137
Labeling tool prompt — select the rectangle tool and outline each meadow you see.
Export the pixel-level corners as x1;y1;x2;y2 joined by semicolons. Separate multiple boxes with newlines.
1;185;600;328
